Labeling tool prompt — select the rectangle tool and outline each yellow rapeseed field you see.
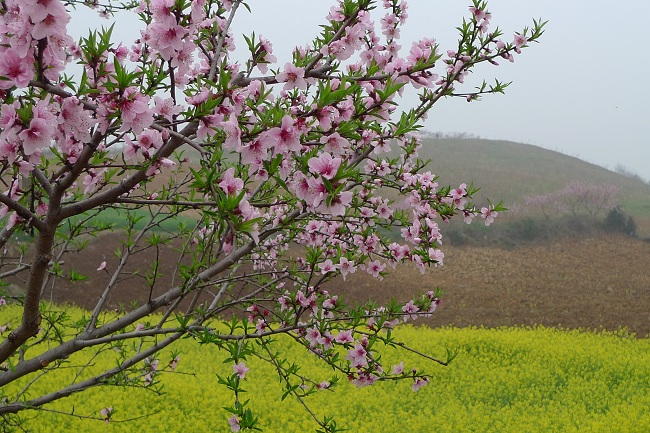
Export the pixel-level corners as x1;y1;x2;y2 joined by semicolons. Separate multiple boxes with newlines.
1;305;649;432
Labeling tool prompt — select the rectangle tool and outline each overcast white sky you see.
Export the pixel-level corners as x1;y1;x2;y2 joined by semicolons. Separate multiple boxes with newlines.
70;1;650;181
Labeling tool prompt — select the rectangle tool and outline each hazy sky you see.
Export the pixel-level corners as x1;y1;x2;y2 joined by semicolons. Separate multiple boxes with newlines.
70;1;650;180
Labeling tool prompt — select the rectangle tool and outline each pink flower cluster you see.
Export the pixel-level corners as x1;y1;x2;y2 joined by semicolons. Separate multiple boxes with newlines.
138;0;219;87
142;357;159;386
0;0;71;89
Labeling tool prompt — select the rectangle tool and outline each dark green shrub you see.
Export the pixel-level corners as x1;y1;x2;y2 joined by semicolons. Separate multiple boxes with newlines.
604;207;637;236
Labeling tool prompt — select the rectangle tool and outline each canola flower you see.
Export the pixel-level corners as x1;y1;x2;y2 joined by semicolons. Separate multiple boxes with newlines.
1;305;649;433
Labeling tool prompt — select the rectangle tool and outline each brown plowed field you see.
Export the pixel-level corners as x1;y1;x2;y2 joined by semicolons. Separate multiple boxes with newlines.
14;234;650;336
337;234;650;336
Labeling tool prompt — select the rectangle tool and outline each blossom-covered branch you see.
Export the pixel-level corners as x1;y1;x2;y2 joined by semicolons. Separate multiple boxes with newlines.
0;0;543;430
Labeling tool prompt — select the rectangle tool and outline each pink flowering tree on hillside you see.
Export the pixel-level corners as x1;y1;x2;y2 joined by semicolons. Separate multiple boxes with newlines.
524;181;620;219
0;0;543;430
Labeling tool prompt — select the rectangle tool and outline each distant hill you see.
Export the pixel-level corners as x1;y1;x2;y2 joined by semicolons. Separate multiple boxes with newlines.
417;137;650;234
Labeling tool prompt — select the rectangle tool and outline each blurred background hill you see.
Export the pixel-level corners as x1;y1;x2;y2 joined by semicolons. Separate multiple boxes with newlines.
415;135;650;244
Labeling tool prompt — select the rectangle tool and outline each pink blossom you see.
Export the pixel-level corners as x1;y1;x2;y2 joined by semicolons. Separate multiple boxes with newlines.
336;98;355;122
219;168;244;195
450;183;467;207
312;105;332;130
0;102;19;129
318;332;335;349
276;63;308;91
326;5;345;22
19;118;53;155
31;5;70;41
118;88;153;133
320;190;353;216
469;6;487;22
137;129;164;152
256;36;277;73
196;114;223;140
228;414;241;432
513;33;528;49
407;43;427;65
97;261;107;271
83;170;104;194
222;118;242;151
335;329;354;344
401;222;421;244
232;361;249;379
380;13;398;36
169;355;180;371
388;243;409;262
346;342;368;368
428;248;444;266
255;318;267;334
263;115;301;152
318;259;335;274
0;48;34;89
153;96;183;121
240;139;268;165
277;295;291;311
111;43;129;63
149;0;175;17
410;255;426;274
392;362;404;375
351;372;377;388
186;89;210;106
146;15;185;60
100;407;113;423
143;371;154;385
124;137;139;161
320;132;350;155
146;358;159;372
337;257;357;280
365;259;386;279
402;300;419;321
296;290;317;314
308;152;341;180
305;326;321;347
412;377;430;392
60;97;93;142
480;207;498;226
376;201;394;219
20;160;39;181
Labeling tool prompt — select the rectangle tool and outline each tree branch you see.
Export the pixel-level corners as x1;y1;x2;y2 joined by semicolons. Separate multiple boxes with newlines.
59;122;198;219
0;193;45;232
0;332;183;416
207;1;242;83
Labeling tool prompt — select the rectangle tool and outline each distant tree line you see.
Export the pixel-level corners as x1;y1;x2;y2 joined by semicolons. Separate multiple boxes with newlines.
420;131;483;140
523;181;636;236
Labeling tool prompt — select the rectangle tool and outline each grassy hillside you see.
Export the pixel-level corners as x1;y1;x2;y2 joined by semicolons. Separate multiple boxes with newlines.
417;137;650;233
165;136;650;233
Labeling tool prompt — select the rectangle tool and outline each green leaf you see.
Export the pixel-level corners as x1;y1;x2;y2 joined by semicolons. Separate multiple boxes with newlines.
69;269;88;282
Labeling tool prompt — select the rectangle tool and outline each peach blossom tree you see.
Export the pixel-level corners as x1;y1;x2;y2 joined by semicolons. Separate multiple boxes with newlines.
0;0;543;430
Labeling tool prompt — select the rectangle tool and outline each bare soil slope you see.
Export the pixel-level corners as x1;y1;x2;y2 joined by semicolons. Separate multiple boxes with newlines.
24;233;650;337
337;234;650;336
